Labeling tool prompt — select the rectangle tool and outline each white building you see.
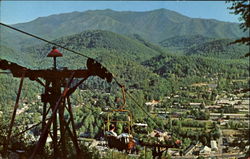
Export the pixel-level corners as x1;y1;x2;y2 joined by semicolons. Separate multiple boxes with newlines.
211;140;218;151
200;146;211;155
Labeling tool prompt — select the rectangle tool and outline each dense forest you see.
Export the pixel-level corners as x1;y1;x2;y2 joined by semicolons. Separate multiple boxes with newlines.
1;29;248;134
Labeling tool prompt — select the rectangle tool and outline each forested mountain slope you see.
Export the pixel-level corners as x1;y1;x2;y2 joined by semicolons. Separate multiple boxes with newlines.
19;30;165;69
1;30;248;103
185;39;248;59
159;35;215;50
142;54;249;80
1;9;246;49
159;35;248;59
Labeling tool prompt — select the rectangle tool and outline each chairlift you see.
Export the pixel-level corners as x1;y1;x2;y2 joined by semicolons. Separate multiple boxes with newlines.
103;86;136;152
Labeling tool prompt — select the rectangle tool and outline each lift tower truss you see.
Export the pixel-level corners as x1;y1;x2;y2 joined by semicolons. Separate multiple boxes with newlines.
0;55;113;159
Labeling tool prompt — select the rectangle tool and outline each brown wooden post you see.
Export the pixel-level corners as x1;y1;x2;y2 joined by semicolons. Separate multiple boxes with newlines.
42;81;50;130
66;96;82;157
42;102;47;130
58;98;67;157
4;70;25;156
65;122;81;156
51;79;61;158
66;97;78;139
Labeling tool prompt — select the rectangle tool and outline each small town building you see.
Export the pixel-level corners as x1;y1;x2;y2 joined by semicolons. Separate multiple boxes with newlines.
210;140;218;151
200;146;211;155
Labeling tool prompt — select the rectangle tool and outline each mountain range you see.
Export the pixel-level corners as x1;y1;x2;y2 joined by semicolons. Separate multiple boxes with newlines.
1;8;246;50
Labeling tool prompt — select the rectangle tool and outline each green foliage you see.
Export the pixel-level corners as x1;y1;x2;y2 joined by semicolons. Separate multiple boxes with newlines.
182;138;192;149
173;119;206;128
185;39;248;59
188;109;210;120
215;105;239;113
28;30;162;61
210;128;221;140
227;0;250;57
142;54;249;80
74;103;104;138
160;35;249;59
227;0;250;32
160;34;215;50
226;120;248;129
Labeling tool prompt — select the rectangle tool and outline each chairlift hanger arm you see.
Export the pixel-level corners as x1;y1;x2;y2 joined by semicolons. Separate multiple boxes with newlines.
0;59;112;82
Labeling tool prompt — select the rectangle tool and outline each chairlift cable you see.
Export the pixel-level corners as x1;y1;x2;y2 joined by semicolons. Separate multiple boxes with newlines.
126;91;159;127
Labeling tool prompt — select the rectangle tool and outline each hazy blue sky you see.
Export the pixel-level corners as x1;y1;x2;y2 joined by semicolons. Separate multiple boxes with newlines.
1;1;240;25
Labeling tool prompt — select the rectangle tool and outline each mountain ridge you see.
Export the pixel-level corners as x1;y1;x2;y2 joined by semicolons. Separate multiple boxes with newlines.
1;8;245;50
12;8;241;26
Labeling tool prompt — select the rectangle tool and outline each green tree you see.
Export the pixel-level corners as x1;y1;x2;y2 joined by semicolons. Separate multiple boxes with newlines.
227;0;250;56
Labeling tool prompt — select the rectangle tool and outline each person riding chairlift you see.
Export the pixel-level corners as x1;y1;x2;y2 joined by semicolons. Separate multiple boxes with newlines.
118;127;130;143
106;124;117;137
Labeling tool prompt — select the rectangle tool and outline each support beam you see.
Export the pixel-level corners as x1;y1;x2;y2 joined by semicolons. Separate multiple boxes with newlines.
0;58;112;158
52;109;58;158
51;79;61;158
42;81;50;130
64;120;81;156
4;70;25;155
42;102;48;130
67;97;78;140
29;73;75;159
58;98;67;157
